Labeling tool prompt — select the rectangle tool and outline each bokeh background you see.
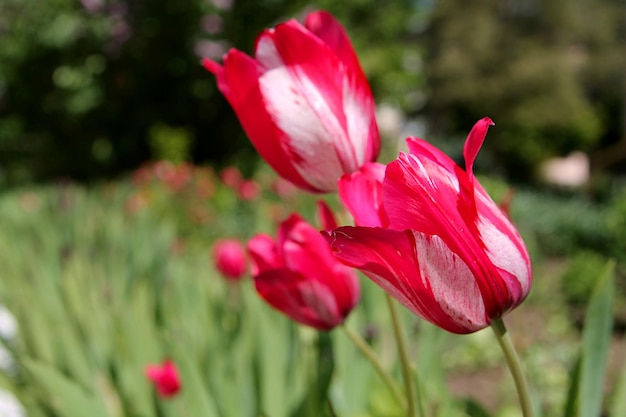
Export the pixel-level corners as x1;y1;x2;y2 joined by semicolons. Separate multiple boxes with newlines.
0;0;625;416
1;0;623;185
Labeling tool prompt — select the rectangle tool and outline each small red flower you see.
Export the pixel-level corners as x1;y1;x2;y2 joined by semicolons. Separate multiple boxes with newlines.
145;360;181;398
213;239;248;281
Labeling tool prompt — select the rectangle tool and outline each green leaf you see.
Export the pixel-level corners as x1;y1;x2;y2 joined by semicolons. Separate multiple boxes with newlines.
577;260;615;417
609;336;626;417
290;332;335;417
563;356;581;417
169;342;220;417
23;359;109;417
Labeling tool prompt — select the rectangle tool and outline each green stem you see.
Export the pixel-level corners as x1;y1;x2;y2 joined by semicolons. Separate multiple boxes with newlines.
491;318;535;417
386;294;424;417
341;325;407;409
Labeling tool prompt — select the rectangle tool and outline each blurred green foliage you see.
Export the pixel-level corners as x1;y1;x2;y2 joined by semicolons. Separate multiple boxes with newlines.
561;251;613;307
0;169;623;416
2;0;622;186
148;124;194;163
421;0;625;182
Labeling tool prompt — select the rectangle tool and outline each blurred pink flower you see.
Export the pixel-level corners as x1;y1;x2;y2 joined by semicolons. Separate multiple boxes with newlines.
152;161;193;191
271;177;299;199
237;179;260;201
219;166;243;188
213;239;248;281
145;359;181;398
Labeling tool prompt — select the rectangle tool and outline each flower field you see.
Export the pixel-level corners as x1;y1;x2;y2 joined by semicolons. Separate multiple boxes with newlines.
0;161;623;417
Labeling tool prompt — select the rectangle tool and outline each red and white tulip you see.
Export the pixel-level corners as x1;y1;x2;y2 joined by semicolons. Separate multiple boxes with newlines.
203;10;380;193
327;118;532;334
248;203;359;330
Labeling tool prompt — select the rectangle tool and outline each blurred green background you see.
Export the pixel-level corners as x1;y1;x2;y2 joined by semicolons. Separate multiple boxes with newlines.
0;0;625;416
1;0;623;185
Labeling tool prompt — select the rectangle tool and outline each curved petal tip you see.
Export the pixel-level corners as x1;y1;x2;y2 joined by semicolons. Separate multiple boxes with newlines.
463;117;495;177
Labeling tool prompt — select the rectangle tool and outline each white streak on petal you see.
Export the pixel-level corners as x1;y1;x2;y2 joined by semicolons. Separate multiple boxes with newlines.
255;33;284;71
413;232;487;330
258;54;354;190
257;36;367;191
410;154;460;194
342;76;371;167
477;215;531;296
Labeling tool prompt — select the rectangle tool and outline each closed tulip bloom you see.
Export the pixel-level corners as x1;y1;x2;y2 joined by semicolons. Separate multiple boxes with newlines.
203;10;380;193
213;239;247;281
248;208;360;331
327;118;532;334
145;360;181;398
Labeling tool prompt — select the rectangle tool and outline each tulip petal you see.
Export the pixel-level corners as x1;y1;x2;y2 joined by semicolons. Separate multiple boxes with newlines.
338;162;388;227
278;215;359;310
254;269;343;331
255;22;375;191
203;51;313;191
304;10;362;76
406;137;459;174
248;234;282;276
384;151;463;236
303;10;380;165
328;226;488;333
463;117;494;179
317;200;339;231
473;187;532;303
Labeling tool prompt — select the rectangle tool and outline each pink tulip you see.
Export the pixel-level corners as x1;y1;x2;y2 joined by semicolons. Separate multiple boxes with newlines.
145;359;181;398
213;239;247;281
220;166;243;188
203;10;380;193
248;205;360;330
327;118;532;334
237;179;261;201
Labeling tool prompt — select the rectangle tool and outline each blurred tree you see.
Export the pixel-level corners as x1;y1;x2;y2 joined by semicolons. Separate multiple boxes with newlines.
0;0;423;185
420;0;625;182
0;0;212;182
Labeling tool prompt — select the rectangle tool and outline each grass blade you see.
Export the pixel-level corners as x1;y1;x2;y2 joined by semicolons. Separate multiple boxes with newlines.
577;260;615;417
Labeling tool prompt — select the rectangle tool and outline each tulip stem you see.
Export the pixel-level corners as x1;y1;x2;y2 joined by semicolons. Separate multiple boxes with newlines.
386;294;424;417
491;318;535;417
341;325;407;409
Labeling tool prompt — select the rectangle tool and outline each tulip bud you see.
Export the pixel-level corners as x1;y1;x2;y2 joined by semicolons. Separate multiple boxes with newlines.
145;360;181;398
213;239;247;281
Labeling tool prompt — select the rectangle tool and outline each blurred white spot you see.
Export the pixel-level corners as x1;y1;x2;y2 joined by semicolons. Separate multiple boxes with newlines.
0;306;17;341
376;103;405;138
541;151;590;187
195;40;229;60
0;389;26;417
